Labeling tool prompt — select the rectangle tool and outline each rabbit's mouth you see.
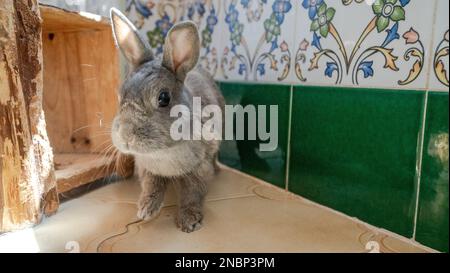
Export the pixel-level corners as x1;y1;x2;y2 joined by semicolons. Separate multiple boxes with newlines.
111;117;139;154
112;132;141;154
111;127;170;155
111;124;138;154
111;134;132;154
112;137;142;155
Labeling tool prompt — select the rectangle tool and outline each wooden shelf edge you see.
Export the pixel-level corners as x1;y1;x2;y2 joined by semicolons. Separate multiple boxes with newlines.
54;153;134;194
40;4;111;33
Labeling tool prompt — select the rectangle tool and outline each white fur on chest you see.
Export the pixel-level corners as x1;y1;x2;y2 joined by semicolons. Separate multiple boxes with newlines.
135;142;205;177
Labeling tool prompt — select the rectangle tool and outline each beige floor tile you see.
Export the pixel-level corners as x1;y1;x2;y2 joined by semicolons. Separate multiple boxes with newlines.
0;168;433;253
98;196;369;253
83;167;258;206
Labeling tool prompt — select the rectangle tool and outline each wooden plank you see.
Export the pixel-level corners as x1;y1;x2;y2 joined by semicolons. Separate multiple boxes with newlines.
0;0;59;232
54;153;115;193
42;25;120;154
40;4;111;33
43;31;89;153
40;4;134;195
54;153;134;194
77;30;120;154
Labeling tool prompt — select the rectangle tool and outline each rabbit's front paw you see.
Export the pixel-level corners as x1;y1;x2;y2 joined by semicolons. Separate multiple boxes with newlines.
177;208;203;233
137;195;163;220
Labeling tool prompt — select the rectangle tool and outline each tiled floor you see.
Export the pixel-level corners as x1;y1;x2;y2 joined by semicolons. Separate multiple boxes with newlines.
0;166;435;253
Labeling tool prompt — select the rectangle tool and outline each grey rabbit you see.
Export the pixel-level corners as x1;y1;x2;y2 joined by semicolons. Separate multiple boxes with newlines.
109;8;224;232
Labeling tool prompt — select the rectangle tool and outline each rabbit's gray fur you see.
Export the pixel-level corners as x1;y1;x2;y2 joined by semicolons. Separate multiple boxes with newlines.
110;8;224;232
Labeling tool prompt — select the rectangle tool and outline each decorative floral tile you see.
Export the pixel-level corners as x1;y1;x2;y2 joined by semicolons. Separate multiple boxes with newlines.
122;1;443;88
219;0;297;83
125;0;224;78
429;0;449;91
293;0;437;89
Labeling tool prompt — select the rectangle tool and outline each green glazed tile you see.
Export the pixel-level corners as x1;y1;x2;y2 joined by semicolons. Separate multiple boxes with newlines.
289;86;425;237
218;82;290;188
416;92;449;253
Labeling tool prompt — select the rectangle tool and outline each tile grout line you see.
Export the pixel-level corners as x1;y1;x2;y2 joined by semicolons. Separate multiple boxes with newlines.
412;0;439;241
412;91;429;240
284;85;294;191
217;79;446;93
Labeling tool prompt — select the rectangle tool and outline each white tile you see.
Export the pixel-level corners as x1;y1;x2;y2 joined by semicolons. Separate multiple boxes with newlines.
125;0;176;57
120;0;442;88
219;0;297;83
293;0;436;89
181;0;224;79
429;0;449;91
124;0;224;79
291;0;309;84
203;0;226;80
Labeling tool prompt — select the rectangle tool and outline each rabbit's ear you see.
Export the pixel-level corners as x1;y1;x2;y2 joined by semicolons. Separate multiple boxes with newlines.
162;21;200;81
110;8;153;69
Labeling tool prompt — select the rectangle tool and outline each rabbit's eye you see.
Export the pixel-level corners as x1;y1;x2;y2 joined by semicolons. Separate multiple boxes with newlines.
158;90;171;107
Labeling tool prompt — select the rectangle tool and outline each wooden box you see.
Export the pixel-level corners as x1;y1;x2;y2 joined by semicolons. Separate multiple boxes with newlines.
0;1;132;231
40;5;133;194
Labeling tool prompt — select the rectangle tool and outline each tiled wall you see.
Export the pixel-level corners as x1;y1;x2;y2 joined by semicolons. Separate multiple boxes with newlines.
39;0;124;17
219;83;448;253
124;0;448;91
123;0;448;252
